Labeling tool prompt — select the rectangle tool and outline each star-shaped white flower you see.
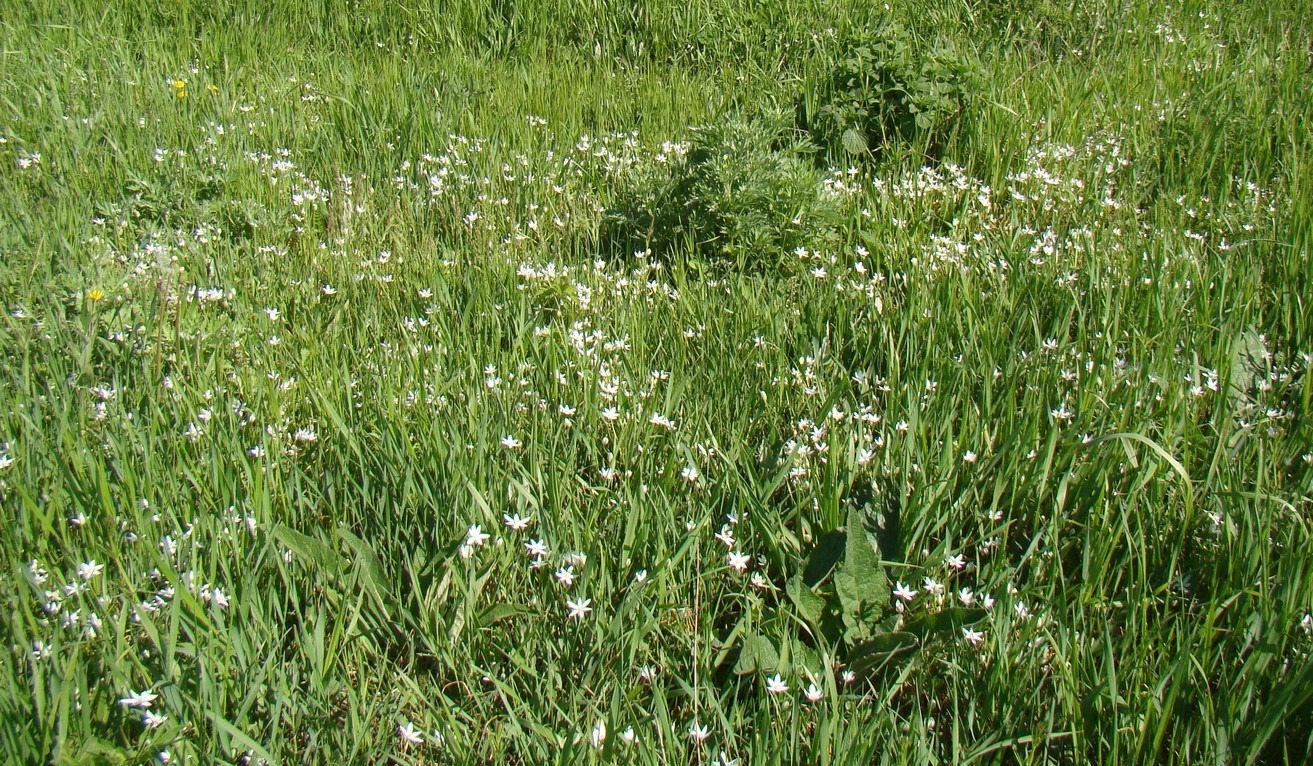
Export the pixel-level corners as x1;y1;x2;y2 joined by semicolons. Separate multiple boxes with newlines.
397;722;423;745
118;689;158;709
465;525;490;547
566;598;591;619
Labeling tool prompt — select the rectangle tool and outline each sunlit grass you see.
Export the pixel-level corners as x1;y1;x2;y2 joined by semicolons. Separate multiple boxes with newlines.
0;0;1310;763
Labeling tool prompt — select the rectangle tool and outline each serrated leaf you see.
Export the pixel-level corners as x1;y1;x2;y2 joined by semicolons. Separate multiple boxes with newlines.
787;575;827;626
841;127;868;154
802;530;846;586
733;634;780;675
338;527;391;603
273;524;343;574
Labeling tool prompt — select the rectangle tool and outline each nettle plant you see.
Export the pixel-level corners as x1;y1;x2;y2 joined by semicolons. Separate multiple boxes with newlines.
726;505;985;684
800;23;981;163
601;113;842;274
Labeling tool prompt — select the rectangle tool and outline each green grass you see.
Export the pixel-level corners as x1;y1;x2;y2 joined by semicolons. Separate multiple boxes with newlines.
1;0;1310;763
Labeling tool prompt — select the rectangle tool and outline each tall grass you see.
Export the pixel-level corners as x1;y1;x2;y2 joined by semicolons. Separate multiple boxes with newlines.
0;0;1310;763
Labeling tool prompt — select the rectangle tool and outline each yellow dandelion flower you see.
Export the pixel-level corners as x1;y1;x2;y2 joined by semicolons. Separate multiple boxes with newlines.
87;289;104;302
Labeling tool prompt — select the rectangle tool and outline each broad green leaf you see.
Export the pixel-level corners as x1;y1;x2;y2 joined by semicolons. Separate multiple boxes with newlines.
59;738;127;766
849;631;919;676
338;527;391;602
1229;327;1268;406
733;634;780;676
272;524;343;574
901;607;987;642
787;575;826;626
841;127;868;154
802;530;846;586
834;505;891;641
479;603;528;628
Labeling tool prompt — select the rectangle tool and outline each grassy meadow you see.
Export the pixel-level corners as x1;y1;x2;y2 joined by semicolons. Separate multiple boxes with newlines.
1;0;1312;763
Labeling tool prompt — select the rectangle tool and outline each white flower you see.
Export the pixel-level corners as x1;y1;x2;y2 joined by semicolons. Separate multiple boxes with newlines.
321;284;336;295
590;720;606;749
566;598;591;619
893;581;917;602
923;577;944;597
118;689;159;709
620;726;636;744
804;683;824;702
714;526;735;547
77;561;104;581
293;427;317;442
842;669;856;684
958;588;975;605
397;722;424;745
503;513;532;530
600;407;619;421
633;569;648;583
555;566;577;586
264;307;280;321
142;710;168;729
680;465;699;482
962;627;986;645
962;450;977;464
765;674;788;694
500;435;521;449
713;752;740;766
465;525;490;547
524;539;547;557
946;554;966;571
726;551;750;572
688;721;710;742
